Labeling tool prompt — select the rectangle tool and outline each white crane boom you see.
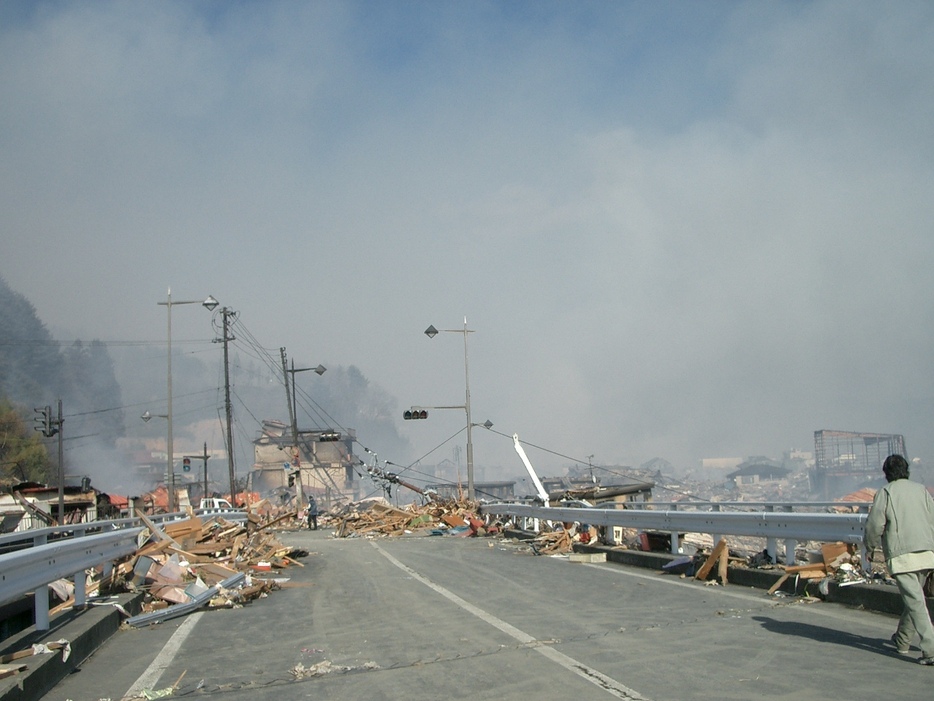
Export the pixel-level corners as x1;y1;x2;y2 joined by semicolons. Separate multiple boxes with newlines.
513;433;549;506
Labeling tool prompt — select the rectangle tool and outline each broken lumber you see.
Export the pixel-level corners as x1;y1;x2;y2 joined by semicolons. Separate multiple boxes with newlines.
694;538;728;581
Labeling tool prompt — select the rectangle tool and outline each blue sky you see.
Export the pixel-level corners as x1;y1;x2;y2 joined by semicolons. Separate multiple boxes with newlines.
3;1;934;479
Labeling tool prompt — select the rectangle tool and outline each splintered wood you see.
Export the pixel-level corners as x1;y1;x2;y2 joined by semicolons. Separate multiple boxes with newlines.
48;506;309;621
333;498;486;538
531;530;574;555
767;541;860;595
694;538;730;584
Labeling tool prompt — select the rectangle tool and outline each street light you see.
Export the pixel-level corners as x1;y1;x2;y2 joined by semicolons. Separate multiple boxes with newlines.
425;318;477;500
284;359;326;507
157;288;218;512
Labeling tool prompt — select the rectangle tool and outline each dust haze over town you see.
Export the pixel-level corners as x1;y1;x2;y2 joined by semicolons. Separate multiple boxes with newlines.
2;1;934;498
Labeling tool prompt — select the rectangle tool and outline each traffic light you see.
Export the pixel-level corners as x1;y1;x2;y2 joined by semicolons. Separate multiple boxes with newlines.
318;431;341;442
33;406;58;437
403;409;428;420
182;457;191;473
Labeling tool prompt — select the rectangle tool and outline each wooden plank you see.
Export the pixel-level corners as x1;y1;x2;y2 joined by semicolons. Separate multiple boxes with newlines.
138;512;181;547
768;573;790;595
163;516;204;540
0;665;27;680
820;542;849;565
12;491;57;526
694;538;728;581
717;543;729;584
784;562;827;574
0;642;67;665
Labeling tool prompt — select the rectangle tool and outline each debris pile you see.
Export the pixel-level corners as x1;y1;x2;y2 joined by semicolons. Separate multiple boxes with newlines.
48;506;307;625
331;497;491;538
526;523;601;555
767;541;863;595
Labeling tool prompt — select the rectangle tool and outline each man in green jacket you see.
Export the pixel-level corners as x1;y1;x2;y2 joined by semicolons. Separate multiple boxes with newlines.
864;454;934;665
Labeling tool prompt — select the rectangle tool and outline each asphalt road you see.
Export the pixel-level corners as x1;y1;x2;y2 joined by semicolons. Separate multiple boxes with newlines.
46;529;932;701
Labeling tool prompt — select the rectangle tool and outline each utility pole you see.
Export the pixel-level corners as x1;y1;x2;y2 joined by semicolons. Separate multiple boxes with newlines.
280;348;304;508
56;399;64;522
199;442;210;502
218;307;237;503
35;403;63;522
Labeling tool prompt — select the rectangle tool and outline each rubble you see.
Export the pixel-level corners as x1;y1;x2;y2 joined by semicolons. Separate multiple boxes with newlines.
330;496;493;538
766;541;864;595
47;504;309;626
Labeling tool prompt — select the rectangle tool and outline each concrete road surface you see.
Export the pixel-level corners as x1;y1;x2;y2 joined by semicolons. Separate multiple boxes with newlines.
46;530;931;701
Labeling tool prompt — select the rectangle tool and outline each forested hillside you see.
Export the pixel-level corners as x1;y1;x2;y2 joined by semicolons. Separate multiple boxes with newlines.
1;275;415;492
0;276;123;485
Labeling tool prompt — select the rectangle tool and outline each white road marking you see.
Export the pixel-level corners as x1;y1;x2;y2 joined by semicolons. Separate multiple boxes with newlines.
123;612;203;698
372;542;649;700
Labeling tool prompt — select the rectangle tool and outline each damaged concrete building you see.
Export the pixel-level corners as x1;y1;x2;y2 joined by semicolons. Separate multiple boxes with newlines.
248;420;360;508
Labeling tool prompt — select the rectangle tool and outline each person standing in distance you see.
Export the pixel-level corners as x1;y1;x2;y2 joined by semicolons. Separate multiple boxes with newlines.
307;495;319;530
864;454;934;665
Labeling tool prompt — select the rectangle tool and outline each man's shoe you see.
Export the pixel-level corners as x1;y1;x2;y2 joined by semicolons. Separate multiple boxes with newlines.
918;656;934;666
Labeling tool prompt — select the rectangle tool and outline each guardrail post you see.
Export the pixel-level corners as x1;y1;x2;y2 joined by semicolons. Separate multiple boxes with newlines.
784;538;797;566
670;531;680;554
35;585;50;630
74;570;86;607
710;504;721;552
766;537;778;563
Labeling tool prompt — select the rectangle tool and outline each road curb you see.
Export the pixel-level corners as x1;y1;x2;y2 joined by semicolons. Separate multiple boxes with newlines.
0;593;144;701
505;529;932;617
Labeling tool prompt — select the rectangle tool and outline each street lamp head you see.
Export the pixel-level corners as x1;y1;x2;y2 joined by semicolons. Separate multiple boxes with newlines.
314;364;327;375
424;325;439;339
482;420;493;429
141;410;152;422
202;295;219;311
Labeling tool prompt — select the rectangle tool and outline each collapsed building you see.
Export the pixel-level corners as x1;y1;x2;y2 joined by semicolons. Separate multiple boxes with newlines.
248;420;361;510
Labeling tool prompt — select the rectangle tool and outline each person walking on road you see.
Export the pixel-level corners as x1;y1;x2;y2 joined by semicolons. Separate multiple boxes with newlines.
864;454;934;665
307;495;319;530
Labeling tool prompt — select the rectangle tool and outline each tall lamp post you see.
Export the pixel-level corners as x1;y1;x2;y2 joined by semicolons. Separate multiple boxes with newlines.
425;318;476;500
158;288;218;512
282;352;326;508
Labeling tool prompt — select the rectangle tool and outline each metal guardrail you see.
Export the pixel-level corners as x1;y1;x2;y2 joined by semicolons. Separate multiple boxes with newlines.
125;572;246;628
0;509;247;554
0;509;247;631
480;502;870;568
0;528;143;608
0;527;143;631
616;501;872;513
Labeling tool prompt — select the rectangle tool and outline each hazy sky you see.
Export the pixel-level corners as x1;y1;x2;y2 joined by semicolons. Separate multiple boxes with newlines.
3;1;934;477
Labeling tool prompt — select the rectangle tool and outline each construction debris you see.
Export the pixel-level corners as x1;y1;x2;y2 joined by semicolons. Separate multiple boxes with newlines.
694;538;731;584
331;497;492;538
0;639;71;680
767;541;863;595
46;505;309;627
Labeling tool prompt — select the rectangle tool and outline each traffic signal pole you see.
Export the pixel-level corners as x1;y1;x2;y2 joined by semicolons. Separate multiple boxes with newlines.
56;400;64;523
